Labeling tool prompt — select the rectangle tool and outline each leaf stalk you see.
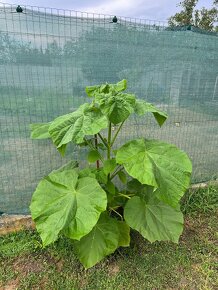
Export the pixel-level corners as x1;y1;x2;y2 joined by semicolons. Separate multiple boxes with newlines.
97;133;108;148
111;121;125;147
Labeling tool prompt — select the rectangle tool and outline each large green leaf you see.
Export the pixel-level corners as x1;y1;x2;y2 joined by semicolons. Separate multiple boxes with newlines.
134;100;168;126
75;213;129;268
30;169;107;246
95;92;136;124
48;103;108;148
124;193;183;243
30;122;51;139
116;139;192;207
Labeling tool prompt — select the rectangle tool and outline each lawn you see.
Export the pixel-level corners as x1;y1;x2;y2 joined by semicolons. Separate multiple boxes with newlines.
0;186;217;290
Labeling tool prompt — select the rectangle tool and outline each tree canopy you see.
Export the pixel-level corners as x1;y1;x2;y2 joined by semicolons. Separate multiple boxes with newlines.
168;0;218;32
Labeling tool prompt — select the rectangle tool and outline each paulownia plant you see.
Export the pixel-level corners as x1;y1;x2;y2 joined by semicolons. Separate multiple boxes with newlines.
30;79;192;269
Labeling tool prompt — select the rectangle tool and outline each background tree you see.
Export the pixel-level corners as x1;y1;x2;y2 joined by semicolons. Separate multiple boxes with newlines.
168;0;218;32
0;32;52;65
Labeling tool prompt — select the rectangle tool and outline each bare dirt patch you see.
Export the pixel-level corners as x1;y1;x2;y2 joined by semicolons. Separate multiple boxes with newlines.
1;278;20;290
13;255;44;276
107;262;120;276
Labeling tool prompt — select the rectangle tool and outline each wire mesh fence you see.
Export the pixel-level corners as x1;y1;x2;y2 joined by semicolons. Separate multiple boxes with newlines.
0;2;218;214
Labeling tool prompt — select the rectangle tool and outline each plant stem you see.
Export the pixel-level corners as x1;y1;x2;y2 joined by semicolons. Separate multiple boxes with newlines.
111;121;125;147
94;134;100;169
107;122;112;160
84;137;95;150
118;193;131;199
97;133;108;148
110;165;124;180
109;207;123;220
107;122;112;181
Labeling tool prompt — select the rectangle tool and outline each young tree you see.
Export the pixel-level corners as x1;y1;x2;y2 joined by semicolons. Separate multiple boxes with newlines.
168;0;218;32
30;79;192;269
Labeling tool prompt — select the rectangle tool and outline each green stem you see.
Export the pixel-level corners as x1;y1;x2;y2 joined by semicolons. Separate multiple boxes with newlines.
118;193;131;199
97;133;108;149
107;122;112;181
94;134;100;169
107;122;112;160
85;137;95;150
110;165;124;180
111;121;125;147
109;207;123;220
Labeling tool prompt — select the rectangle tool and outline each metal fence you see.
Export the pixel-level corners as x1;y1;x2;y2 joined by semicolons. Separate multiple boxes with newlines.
0;2;218;214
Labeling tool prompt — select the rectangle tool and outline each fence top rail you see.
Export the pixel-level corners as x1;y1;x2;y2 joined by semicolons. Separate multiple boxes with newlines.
1;2;217;37
0;1;169;27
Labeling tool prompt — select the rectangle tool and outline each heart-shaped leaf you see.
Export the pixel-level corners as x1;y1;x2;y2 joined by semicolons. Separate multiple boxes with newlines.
49;103;108;149
30;169;107;246
116;139;192;207
124;192;183;243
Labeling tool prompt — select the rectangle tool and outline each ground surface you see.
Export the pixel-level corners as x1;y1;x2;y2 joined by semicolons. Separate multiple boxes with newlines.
0;187;217;290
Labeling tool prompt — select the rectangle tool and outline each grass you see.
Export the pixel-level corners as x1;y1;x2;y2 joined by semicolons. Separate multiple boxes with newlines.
181;185;218;215
0;186;217;290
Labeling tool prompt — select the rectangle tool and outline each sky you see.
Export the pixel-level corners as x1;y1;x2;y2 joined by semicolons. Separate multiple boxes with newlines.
0;0;214;21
